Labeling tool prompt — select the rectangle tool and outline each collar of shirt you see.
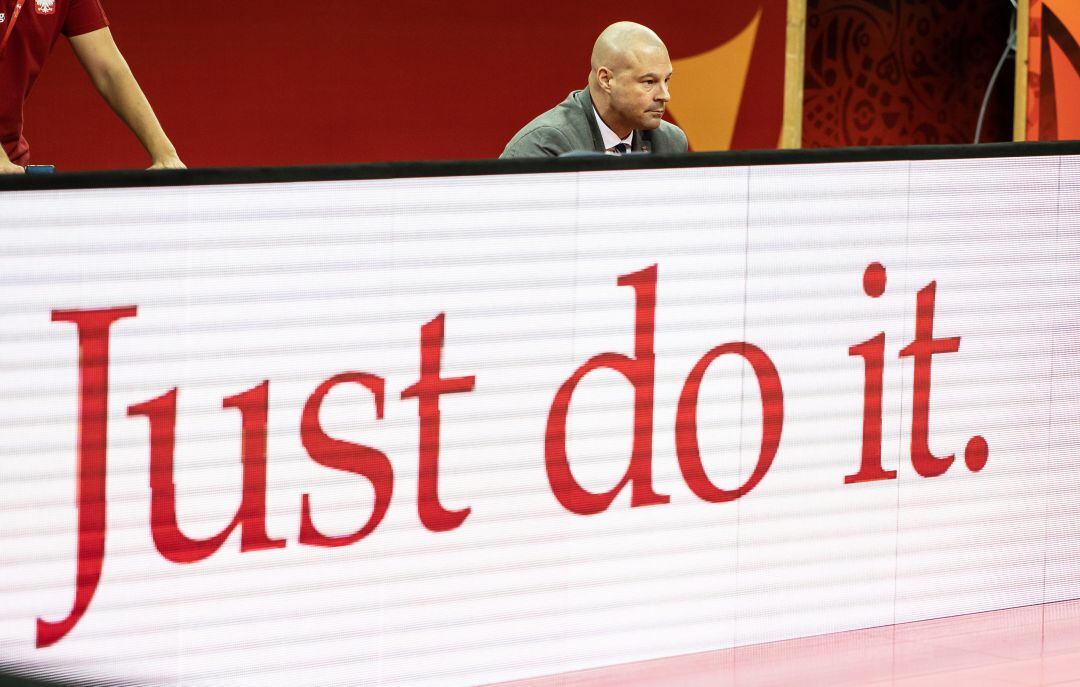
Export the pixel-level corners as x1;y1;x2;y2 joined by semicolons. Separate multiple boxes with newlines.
592;106;633;152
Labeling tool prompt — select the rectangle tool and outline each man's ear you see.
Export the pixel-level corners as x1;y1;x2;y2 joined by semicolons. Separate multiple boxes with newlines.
597;66;614;93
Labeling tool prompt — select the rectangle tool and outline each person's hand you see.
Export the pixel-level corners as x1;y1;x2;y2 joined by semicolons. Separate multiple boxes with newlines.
148;154;185;170
0;160;26;174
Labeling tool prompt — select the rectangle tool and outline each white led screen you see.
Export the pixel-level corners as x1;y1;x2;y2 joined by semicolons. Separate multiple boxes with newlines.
1;155;1078;686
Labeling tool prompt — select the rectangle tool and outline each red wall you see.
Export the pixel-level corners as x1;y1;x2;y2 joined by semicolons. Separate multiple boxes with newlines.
24;1;786;170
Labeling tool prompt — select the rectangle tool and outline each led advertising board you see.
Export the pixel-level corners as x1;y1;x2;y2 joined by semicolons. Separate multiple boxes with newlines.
1;155;1078;685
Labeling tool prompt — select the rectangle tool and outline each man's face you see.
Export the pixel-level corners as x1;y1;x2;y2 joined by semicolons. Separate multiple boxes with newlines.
607;45;673;132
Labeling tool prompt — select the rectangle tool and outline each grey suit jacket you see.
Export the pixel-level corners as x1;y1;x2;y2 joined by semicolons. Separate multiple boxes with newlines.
500;88;688;158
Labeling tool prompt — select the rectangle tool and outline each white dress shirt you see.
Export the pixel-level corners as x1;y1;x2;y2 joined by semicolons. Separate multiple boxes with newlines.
593;107;634;153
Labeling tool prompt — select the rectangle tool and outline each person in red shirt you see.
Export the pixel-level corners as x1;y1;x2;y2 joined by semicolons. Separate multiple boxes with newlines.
0;0;182;173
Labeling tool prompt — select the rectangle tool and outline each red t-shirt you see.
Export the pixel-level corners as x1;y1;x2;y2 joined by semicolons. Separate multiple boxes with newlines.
0;0;109;165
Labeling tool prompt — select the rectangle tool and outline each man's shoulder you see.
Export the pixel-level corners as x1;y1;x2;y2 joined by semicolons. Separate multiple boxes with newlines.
501;90;596;159
649;119;689;154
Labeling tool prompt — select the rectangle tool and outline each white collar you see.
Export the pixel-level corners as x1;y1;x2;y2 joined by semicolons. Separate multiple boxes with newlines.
592;106;634;151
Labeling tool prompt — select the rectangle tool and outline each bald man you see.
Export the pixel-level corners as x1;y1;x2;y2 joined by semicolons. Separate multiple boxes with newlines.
500;22;687;158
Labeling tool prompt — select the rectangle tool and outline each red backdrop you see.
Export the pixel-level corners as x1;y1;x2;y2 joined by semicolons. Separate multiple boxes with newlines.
23;1;787;170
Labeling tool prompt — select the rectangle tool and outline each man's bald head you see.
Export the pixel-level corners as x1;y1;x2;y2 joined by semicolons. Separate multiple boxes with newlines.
587;22;673;138
590;22;668;76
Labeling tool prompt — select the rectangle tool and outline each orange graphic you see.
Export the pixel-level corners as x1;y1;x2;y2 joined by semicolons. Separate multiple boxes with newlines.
1027;0;1080;140
1047;0;1080;39
1049;39;1080;140
667;9;762;151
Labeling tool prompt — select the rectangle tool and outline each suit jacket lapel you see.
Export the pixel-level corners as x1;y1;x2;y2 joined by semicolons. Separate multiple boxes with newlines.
576;88;608;153
577;87;653;153
633;129;654;153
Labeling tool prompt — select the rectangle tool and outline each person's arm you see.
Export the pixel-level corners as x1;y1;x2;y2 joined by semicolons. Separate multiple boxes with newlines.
0;145;25;174
68;27;184;169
